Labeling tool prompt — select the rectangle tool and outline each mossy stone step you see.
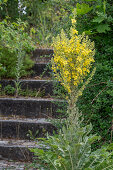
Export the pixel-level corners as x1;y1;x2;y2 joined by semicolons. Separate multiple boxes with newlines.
0;97;64;118
0;160;29;170
0;160;34;170
0;79;53;96
33;48;53;58
0;118;56;140
0;139;42;161
31;63;51;77
32;48;53;63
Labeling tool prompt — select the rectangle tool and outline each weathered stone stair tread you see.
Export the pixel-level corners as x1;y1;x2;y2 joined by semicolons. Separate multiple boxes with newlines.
0;118;57;139
0;160;29;170
0;79;53;84
0;139;42;161
0;97;64;118
0;96;61;101
32;48;53;64
0;79;53;82
0;79;53;95
0;117;51;123
33;57;51;63
31;63;51;77
0;160;35;170
0;139;40;147
33;48;53;57
33;59;51;64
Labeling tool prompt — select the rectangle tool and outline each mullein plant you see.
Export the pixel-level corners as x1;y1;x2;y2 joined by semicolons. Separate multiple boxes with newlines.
52;17;96;115
30;18;113;169
14;41;24;97
13;19;33;97
30;109;113;170
0;19;36;96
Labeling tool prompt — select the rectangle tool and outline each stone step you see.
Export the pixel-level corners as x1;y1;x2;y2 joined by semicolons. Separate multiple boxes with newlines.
0;139;42;161
0;160;30;170
32;48;53;64
0;118;56;140
0;79;53;96
33;48;53;58
0;160;36;170
31;63;51;77
0;97;64;118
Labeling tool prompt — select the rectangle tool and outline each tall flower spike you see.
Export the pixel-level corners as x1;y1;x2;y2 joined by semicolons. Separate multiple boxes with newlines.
52;18;95;94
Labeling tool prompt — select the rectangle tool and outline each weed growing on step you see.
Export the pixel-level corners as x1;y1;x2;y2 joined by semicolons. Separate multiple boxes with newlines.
27;130;39;140
0;85;15;96
0;84;45;98
19;88;45;98
40;62;52;78
4;85;15;95
40;54;52;58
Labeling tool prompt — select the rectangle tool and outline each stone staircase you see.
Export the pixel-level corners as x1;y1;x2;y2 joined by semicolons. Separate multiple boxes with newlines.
0;49;63;169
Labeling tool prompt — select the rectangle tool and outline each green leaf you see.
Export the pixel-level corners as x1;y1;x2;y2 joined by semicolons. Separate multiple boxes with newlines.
92;12;107;23
96;24;111;33
76;3;93;15
106;90;113;96
107;15;113;22
88;135;101;144
107;143;113;151
92;16;105;23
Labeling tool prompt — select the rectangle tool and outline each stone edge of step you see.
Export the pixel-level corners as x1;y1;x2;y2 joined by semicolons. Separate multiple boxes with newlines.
0;139;41;148
0;118;52;124
0;79;53;82
0;97;65;102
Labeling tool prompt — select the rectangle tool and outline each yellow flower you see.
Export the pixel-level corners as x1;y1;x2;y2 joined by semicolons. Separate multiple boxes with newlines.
52;21;95;94
76;68;82;75
70;63;74;68
77;56;82;62
74;81;78;86
71;28;78;35
71;19;76;24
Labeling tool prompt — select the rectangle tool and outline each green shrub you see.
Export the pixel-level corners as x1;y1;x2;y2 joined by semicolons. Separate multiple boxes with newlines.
77;35;113;147
75;0;113;146
19;0;75;46
0;0;19;21
0;19;36;78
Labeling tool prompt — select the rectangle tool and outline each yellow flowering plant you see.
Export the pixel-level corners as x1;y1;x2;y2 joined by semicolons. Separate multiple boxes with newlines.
52;18;96;108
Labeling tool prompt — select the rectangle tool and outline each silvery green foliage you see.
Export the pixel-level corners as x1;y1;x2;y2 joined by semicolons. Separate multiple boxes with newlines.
30;106;113;170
